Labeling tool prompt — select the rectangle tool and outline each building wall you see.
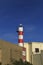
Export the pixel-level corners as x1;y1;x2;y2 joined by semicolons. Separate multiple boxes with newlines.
32;42;43;64
0;40;22;65
32;42;43;54
24;42;43;63
24;42;32;63
32;42;41;54
40;43;43;50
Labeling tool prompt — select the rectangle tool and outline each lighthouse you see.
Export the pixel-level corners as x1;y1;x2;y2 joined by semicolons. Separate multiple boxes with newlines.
17;24;24;47
17;24;26;62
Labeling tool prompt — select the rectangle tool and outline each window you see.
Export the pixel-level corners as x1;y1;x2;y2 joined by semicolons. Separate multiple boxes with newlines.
35;48;39;53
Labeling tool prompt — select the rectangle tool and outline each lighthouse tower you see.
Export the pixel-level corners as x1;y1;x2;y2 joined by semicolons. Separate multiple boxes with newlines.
17;24;24;47
17;24;26;62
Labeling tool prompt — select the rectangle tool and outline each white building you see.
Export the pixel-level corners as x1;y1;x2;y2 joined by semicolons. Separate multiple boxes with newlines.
24;42;43;64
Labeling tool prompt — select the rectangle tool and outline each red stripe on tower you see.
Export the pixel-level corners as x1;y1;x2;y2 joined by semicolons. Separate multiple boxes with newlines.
18;39;23;43
17;24;24;47
18;31;23;35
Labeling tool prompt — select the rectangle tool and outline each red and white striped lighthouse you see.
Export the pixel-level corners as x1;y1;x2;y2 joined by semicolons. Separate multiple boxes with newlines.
17;24;26;62
17;24;24;47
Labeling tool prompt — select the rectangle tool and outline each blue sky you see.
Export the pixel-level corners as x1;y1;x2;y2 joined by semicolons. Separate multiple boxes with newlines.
0;0;43;43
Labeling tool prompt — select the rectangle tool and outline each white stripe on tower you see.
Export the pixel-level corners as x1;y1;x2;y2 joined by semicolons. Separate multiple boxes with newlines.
18;24;24;47
19;35;23;39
